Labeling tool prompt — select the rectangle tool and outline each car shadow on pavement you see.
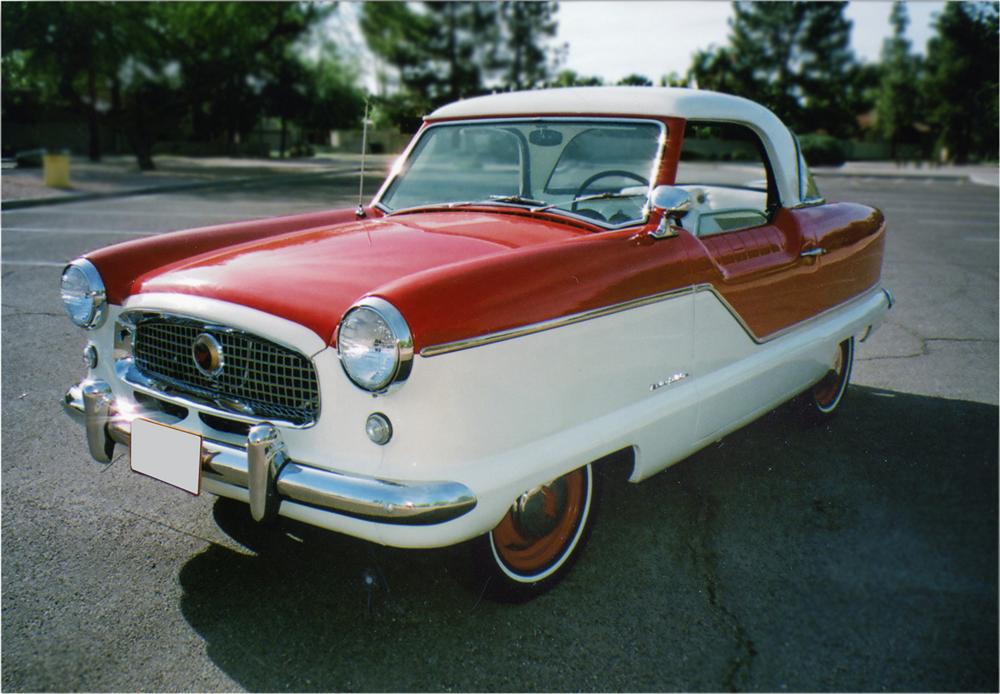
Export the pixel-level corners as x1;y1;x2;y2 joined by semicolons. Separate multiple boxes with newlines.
177;385;998;693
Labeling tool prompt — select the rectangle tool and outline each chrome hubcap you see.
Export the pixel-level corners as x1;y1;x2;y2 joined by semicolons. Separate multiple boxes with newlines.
510;477;568;540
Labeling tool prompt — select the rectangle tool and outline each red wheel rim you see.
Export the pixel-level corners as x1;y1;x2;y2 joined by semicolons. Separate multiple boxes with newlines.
491;468;587;574
813;344;846;407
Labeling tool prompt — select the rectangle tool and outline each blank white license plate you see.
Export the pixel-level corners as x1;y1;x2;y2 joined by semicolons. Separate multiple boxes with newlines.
130;419;202;495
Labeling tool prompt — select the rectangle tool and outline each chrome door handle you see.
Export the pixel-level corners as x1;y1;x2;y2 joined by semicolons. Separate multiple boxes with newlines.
800;247;827;258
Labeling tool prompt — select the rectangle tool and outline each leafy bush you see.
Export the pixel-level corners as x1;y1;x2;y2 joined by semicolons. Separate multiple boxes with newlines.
798;134;846;167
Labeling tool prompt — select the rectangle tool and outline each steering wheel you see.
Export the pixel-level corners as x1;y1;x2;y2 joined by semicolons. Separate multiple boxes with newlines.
571;170;650;211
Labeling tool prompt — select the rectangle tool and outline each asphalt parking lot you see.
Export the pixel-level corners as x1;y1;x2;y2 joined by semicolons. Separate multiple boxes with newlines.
2;172;997;692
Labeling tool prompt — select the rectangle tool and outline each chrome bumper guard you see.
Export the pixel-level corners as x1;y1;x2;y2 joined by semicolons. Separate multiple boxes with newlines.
63;381;477;526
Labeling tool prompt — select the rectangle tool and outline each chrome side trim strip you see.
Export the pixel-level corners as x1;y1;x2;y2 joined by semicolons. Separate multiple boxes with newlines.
419;286;696;357
699;282;886;345
420;282;889;357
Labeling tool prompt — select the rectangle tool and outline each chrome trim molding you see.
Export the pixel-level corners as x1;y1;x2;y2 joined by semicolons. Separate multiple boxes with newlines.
650;372;689;392
420;285;696;357
62;382;478;526
421;282;890;357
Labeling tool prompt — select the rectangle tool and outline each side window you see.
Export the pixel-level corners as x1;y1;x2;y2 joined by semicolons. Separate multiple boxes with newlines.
674;121;776;236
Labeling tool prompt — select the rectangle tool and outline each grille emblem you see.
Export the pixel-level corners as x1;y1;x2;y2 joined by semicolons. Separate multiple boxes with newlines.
192;333;224;378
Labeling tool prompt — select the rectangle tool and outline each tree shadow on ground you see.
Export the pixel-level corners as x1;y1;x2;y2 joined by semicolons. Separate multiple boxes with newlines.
178;386;998;692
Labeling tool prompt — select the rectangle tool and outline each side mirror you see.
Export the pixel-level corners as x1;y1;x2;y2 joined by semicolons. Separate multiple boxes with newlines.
648;185;692;239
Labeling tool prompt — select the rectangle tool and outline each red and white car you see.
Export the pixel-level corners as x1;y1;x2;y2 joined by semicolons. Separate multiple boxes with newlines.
61;87;892;599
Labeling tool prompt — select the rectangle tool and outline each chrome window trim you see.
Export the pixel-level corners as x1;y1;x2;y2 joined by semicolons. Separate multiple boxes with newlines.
372;117;668;232
336;296;414;394
116;310;321;429
792;133;826;208
63;258;108;329
420;283;887;357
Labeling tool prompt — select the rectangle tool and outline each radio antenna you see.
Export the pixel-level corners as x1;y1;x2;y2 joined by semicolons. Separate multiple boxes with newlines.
356;99;370;218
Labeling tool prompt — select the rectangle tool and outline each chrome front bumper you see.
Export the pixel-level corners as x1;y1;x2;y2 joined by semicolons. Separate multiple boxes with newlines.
62;380;477;526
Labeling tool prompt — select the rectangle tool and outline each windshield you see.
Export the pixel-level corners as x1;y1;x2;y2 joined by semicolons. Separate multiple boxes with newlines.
378;119;664;227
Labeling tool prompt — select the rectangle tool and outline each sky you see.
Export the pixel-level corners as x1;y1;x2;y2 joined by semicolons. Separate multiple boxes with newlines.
336;1;946;92
556;1;944;84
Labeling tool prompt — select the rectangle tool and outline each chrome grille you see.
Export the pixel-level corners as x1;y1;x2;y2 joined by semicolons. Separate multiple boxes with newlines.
132;316;319;425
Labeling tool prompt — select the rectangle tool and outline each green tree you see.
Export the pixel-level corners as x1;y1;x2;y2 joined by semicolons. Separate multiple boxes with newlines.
923;2;999;163
2;2;122;161
2;2;338;169
876;2;923;160
659;72;688;88
361;2;498;116
547;70;604;88
361;2;562;127
298;50;367;136
496;1;560;91
618;74;653;86
689;2;859;137
161;3;330;148
689;46;749;96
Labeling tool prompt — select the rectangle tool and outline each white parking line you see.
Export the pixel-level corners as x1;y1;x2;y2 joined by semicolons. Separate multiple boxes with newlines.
1;208;250;220
2;227;156;236
2;259;66;267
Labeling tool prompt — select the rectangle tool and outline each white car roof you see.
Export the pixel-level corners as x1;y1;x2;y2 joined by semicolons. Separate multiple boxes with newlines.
428;87;804;207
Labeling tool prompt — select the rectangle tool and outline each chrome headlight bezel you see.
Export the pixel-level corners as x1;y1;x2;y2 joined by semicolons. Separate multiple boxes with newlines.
61;258;107;329
337;297;413;393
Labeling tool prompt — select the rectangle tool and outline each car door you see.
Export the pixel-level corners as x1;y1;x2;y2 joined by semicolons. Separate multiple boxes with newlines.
672;121;823;440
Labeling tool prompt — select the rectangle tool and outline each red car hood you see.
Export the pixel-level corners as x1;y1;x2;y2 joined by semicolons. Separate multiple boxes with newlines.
135;210;588;344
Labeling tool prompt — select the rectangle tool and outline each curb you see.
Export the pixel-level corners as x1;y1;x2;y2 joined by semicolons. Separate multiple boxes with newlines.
813;169;998;187
1;166;361;211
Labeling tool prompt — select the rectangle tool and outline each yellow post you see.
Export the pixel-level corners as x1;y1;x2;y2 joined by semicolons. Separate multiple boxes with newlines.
43;151;71;189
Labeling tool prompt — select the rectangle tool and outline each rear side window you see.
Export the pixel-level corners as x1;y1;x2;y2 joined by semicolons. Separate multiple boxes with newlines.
674;121;777;236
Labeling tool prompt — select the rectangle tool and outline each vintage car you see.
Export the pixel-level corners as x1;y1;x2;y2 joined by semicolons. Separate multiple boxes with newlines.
60;87;892;599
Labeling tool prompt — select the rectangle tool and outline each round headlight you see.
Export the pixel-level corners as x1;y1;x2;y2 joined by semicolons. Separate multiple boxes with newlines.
337;297;413;392
60;259;107;329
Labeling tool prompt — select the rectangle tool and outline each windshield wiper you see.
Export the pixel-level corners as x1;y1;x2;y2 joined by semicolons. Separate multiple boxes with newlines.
487;194;549;207
534;191;646;212
385;196;549;216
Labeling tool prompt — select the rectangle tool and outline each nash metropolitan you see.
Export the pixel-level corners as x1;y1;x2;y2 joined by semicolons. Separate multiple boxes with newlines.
60;87;892;599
